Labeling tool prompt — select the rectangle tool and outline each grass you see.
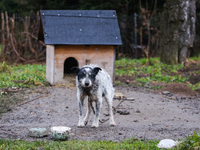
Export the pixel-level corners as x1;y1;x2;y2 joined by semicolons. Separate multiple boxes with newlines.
115;58;185;82
0;139;160;150
190;55;200;61
0;62;47;89
0;57;200;90
115;57;200;90
0;132;199;149
177;131;200;150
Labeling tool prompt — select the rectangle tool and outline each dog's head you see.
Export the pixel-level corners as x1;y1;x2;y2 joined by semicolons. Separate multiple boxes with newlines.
72;66;101;88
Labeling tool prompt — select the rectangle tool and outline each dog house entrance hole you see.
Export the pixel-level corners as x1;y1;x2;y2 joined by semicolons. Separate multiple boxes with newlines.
64;57;78;75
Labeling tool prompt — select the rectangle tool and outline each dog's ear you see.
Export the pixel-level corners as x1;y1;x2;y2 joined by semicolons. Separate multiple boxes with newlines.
93;67;102;76
71;67;80;75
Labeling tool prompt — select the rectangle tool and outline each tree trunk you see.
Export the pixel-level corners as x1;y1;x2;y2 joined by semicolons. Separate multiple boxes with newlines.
160;0;196;65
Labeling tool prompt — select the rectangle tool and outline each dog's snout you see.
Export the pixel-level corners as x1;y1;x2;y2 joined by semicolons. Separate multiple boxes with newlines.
85;80;90;86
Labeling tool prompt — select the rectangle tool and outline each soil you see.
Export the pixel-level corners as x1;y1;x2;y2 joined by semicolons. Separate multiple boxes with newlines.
0;83;200;142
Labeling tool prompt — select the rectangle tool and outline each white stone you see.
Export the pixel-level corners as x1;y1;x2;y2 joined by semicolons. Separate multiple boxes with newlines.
157;139;178;149
162;91;171;95
28;128;48;137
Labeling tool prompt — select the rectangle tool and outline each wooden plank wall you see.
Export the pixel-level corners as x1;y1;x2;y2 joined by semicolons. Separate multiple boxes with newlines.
54;45;115;83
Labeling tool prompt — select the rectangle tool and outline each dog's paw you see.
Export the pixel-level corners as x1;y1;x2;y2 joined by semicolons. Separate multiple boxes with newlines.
77;124;85;128
91;125;98;128
77;122;85;128
110;122;116;127
91;122;99;128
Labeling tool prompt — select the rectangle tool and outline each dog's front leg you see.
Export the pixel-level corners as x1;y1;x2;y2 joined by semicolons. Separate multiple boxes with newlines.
77;99;85;127
83;97;91;126
77;92;85;127
91;97;102;128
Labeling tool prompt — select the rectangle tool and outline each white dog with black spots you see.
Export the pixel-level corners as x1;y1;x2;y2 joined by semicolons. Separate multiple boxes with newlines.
72;64;116;128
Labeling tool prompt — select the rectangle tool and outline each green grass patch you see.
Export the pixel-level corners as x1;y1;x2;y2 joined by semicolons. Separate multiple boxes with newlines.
115;58;200;90
0;62;46;89
1;58;200;90
115;58;185;82
0;132;199;150
0;138;160;150
190;55;200;61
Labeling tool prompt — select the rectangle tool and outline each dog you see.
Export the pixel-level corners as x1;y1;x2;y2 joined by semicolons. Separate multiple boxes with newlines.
72;64;116;128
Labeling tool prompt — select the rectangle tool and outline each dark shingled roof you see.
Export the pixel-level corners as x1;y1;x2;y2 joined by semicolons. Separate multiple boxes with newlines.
39;10;122;45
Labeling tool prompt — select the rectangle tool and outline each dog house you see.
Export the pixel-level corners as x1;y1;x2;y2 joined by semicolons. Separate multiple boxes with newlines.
39;10;122;85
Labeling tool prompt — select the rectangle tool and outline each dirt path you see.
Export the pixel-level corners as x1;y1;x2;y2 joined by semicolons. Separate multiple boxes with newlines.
0;85;200;142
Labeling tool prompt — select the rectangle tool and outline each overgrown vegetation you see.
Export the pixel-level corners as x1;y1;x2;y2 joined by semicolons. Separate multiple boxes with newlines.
177;131;200;150
115;57;200;90
0;62;46;89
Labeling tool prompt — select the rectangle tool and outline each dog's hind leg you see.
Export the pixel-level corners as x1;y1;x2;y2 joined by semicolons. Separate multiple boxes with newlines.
105;93;116;127
84;97;92;125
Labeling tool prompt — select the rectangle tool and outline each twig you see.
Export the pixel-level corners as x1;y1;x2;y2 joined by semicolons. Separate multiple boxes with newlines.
113;97;135;113
99;97;134;124
99;118;109;123
17;95;44;107
16;91;50;107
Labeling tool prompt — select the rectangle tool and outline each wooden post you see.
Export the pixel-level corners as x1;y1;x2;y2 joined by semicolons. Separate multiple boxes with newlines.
24;16;28;52
12;14;15;25
25;16;38;60
5;12;9;39
1;12;5;60
36;11;40;23
46;45;55;85
9;14;25;62
10;18;16;44
5;11;11;60
9;17;26;62
10;17;16;55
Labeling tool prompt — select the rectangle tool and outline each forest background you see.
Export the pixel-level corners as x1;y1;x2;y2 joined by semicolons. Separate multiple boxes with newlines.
0;0;200;64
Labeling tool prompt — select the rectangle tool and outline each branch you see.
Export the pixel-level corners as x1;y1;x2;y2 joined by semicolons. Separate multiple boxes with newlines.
10;33;26;62
22;32;46;47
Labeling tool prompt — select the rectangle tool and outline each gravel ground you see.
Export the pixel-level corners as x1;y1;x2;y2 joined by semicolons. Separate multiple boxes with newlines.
0;85;200;142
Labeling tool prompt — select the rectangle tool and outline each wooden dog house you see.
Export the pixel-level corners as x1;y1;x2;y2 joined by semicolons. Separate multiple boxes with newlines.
39;10;122;85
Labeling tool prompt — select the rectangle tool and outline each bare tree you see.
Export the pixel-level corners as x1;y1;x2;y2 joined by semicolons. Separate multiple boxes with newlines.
139;0;157;65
